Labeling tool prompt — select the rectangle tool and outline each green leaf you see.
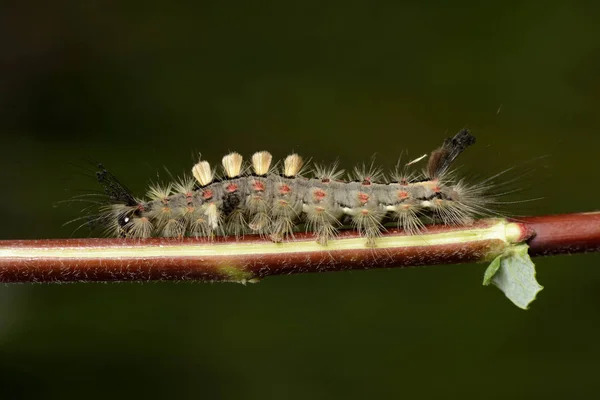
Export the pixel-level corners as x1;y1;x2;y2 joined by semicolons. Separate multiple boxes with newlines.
482;245;543;309
482;255;502;286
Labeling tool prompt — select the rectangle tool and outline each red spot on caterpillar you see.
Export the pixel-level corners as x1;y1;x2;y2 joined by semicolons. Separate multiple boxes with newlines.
202;189;213;200
185;192;193;204
137;204;145;212
279;184;291;195
313;189;327;201
278;200;288;206
361;179;372;186
226;183;238;193
358;192;369;204
361;209;369;215
252;181;265;192
433;186;441;193
398;191;409;200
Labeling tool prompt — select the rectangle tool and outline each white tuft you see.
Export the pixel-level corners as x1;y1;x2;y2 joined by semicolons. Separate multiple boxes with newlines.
192;161;214;186
222;152;243;178
251;151;273;175
283;154;303;177
204;202;220;229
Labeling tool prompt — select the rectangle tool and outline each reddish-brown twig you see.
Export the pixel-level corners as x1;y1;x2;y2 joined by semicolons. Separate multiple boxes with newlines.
0;212;598;283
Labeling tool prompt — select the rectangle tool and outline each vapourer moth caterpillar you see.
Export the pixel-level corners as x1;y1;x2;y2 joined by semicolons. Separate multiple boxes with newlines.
71;129;506;246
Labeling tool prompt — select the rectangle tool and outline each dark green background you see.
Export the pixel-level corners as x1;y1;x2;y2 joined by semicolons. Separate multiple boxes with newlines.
1;2;600;398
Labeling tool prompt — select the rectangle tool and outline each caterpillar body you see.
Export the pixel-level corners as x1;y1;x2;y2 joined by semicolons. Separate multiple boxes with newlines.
84;129;494;246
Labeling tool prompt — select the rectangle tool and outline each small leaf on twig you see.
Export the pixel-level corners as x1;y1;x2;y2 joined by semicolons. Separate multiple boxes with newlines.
483;245;543;309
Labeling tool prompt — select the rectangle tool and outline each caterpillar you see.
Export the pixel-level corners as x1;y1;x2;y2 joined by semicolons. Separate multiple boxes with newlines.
75;129;497;246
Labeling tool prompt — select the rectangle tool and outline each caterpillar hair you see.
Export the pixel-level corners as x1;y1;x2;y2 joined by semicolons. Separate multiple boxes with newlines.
70;129;508;246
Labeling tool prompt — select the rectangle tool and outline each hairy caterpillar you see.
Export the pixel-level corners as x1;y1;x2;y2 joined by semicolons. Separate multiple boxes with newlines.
72;129;498;246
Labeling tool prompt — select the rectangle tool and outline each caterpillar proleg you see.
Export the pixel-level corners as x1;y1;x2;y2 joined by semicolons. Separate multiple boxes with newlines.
75;129;499;246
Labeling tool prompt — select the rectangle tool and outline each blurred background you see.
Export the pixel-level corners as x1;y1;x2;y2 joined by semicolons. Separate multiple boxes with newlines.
1;1;600;398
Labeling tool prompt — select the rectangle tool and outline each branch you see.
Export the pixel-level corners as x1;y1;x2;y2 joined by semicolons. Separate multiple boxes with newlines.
0;212;598;284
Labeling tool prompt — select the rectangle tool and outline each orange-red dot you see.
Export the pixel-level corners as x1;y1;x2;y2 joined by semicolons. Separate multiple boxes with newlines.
358;192;369;204
252;181;265;192
398;191;409;200
226;183;238;193
313;189;327;201
279;184;291;195
361;209;369;215
202;189;213;200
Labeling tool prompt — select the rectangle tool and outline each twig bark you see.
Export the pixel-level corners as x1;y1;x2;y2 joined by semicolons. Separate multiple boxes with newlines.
0;212;598;283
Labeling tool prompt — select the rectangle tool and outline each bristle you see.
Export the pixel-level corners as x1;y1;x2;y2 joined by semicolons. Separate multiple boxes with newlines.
352;162;384;183
147;184;172;202
406;154;428;166
312;161;345;181
303;203;343;245
283;154;303;177
430;199;474;226
344;205;387;246
127;217;154;238
190;214;212;237
387;204;425;235
251;151;272;176
390;163;417;185
173;175;196;195
222;152;243;178
161;218;185;238
269;217;295;242
225;209;246;239
247;190;271;235
192;161;214;186
248;212;271;234
145;204;174;231
270;178;302;241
